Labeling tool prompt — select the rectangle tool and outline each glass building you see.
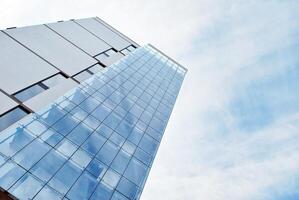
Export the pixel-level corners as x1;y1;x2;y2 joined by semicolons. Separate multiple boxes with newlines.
0;17;187;200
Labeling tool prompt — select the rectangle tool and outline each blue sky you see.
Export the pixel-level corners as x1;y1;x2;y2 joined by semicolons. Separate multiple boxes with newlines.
1;0;299;199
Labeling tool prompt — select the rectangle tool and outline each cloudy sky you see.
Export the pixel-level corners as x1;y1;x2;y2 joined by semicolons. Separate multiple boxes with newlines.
1;0;299;199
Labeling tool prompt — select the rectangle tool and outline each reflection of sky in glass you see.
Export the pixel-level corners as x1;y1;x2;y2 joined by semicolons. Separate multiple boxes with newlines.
0;45;186;200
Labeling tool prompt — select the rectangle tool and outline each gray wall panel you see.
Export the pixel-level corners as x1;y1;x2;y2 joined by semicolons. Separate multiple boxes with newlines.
24;78;78;112
5;25;98;76
47;21;111;56
0;31;58;94
75;18;130;51
0;91;17;114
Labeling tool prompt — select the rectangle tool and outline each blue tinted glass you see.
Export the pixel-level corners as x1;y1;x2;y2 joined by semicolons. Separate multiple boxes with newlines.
127;127;143;145
0;127;34;157
83;115;100;130
92;105;111;121
102;169;121;188
0;107;27;132
79;97;99;113
25;119;48;136
134;147;152;166
90;181;113;200
111;191;129;200
71;148;92;169
14;84;46;102
70;106;88;121
86;158;107;179
139;134;159;156
103;113;122;129
9;173;43;199
96;124;113;138
109;132;125;147
52;114;79;136
30;149;66;182
0;161;26;190
96;141;119;165
67;171;97;200
34;185;62;200
39;105;66;126
124;158;148;187
49;161;82;195
82;133;106;155
66;123;93;146
56;139;78;158
40;128;63;147
116;177;140;199
13;139;51;170
111;150;131;174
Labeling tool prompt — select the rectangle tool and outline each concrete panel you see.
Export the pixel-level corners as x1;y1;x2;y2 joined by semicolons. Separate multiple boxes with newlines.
0;31;58;94
5;25;97;76
0;92;17;114
75;18;130;51
99;52;124;67
47;21;111;56
24;79;78;112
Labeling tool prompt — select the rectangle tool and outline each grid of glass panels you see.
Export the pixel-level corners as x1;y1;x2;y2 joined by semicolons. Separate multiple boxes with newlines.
0;44;186;200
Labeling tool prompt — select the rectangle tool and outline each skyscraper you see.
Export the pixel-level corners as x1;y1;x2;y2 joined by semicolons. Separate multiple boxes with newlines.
0;17;187;200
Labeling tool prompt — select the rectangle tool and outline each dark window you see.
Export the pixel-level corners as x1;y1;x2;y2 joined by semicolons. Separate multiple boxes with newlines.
0;107;28;132
14;84;47;102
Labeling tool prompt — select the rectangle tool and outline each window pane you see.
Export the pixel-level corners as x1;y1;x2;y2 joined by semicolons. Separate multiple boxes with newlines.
14;84;46;102
124;158;148;187
9;173;43;199
67;171;97;200
96;141;119;165
66;123;93;146
48;161;82;195
30;149;66;182
0;161;26;190
0;107;28;132
111;150;131;174
90;181;113;200
102;169;121;188
0;127;34;157
13;139;51;170
116;177;140;199
82;133;106;155
34;185;62;200
86;158;107;179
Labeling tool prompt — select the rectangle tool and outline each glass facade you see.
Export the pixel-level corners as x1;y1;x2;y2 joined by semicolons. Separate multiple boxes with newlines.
0;45;186;200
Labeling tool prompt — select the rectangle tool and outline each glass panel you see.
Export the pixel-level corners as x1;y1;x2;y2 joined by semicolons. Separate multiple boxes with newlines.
52;114;79;136
48;161;82;195
30;149;67;182
0;161;26;190
102;169;121;188
124;158;148;187
96;141;119;165
34;185;62;200
66;123;93;146
25;119;48;136
111;191;129;200
56;139;78;158
139;134;159;156
13;139;51;170
71;148;92;169
116;177;140;199
0;127;34;157
40;128;64;147
9;173;43;199
66;171;97;200
82;133;106;155
0;107;28;132
134;147;152;166
89;181;113;200
14;84;46;102
86;158;107;179
111;150;131;174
